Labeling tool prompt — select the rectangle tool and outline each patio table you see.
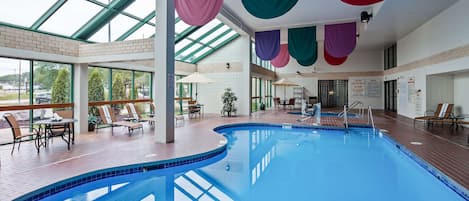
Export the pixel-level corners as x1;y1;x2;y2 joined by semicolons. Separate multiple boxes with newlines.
33;118;76;152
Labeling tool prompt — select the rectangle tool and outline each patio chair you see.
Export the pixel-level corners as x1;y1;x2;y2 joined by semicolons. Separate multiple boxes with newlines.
273;97;281;109
188;100;201;118
280;98;295;109
49;110;73;138
3;113;38;154
125;103;157;125
98;105;143;135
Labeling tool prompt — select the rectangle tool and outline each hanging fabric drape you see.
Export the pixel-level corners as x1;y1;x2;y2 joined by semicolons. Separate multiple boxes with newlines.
255;30;280;60
297;47;317;66
175;0;224;26
324;49;347;66
324;22;356;58
271;44;290;68
341;0;383;6
242;0;299;19
288;26;317;61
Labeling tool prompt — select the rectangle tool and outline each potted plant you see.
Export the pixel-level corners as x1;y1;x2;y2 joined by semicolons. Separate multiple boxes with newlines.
221;88;237;117
259;100;266;111
88;115;98;132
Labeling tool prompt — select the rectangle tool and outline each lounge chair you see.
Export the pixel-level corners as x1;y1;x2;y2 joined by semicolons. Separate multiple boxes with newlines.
3;113;38;154
125;103;157;125
414;103;453;126
98;105;143;135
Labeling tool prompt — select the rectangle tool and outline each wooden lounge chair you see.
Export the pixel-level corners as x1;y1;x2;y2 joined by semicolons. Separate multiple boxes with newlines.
3;113;38;154
98;105;143;135
414;103;454;126
125;103;157;125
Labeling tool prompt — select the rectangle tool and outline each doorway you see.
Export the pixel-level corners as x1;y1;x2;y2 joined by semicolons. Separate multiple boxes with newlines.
318;80;348;108
384;80;397;112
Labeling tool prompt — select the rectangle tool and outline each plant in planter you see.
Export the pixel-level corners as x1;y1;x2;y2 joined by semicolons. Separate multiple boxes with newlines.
88;115;98;132
221;88;237;117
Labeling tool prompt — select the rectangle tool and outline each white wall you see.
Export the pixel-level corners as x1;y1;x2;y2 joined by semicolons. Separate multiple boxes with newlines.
196;37;251;115
274;41;383;108
386;0;469;118
453;72;469;116
275;41;383;74
426;75;454;111
397;0;469;66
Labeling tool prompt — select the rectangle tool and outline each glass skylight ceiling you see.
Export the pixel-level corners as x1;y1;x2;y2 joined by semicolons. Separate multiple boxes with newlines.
0;0;240;64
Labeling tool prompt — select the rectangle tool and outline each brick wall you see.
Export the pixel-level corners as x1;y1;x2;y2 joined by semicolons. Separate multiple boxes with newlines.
79;38;154;57
0;26;81;57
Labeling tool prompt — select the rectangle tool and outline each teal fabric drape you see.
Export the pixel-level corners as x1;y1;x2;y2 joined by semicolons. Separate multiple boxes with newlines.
288;26;318;66
242;0;298;19
297;46;317;66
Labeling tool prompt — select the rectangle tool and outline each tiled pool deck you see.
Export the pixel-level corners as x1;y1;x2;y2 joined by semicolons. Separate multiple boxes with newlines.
0;109;468;200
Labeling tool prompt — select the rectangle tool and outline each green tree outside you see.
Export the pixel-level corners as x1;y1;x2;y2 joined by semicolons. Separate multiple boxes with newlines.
51;68;70;104
88;69;105;116
112;73;125;109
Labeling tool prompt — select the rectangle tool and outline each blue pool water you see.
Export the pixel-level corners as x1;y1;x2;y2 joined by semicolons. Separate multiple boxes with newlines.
34;125;467;201
288;111;358;117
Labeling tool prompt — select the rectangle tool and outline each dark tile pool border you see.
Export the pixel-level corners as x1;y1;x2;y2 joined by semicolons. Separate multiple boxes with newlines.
215;122;469;201
14;145;227;201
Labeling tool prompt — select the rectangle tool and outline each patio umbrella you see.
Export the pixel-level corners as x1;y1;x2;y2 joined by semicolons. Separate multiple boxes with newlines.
273;78;298;100
176;72;214;101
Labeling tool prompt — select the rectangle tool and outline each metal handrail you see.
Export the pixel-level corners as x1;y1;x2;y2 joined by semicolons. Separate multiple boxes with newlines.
338;101;364;117
343;105;348;128
367;106;375;129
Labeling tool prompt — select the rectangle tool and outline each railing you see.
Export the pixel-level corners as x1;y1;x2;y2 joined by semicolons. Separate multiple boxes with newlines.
367;105;375;129
343;104;375;130
338;101;364;117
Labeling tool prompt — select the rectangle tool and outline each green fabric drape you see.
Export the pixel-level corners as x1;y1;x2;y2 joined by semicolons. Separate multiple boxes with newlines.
242;0;298;19
288;26;317;66
297;44;318;66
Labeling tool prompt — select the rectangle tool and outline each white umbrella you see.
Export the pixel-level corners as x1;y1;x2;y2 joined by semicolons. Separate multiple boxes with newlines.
272;78;298;100
176;72;214;100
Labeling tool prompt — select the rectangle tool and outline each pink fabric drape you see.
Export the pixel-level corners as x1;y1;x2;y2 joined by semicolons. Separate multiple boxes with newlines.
324;49;347;66
325;22;356;58
271;44;290;68
175;0;224;26
341;0;383;6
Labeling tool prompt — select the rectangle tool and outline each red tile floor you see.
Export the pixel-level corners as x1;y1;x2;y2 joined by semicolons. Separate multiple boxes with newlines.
0;109;468;200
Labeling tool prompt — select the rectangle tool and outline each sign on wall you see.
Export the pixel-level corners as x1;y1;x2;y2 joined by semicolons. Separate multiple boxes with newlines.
351;79;381;97
351;80;365;96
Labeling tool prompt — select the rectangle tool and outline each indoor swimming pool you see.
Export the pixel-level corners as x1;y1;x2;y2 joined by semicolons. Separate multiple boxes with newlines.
22;124;468;201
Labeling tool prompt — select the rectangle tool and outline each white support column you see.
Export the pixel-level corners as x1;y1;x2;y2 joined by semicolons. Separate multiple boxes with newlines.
154;0;175;143
73;63;88;134
239;35;252;116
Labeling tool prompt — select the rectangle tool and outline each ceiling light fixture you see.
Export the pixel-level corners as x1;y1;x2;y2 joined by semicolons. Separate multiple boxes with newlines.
360;11;373;23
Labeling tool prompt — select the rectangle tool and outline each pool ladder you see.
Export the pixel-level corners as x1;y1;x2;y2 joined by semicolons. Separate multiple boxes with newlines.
338;101;364;118
343;105;375;130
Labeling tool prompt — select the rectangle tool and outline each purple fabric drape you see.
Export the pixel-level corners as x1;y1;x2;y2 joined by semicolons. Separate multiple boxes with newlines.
255;30;280;60
271;44;290;68
341;0;383;6
324;48;347;66
175;0;224;26
324;22;357;58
